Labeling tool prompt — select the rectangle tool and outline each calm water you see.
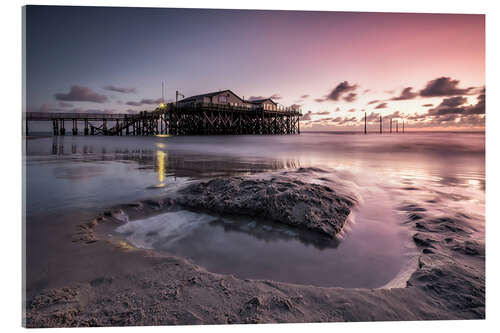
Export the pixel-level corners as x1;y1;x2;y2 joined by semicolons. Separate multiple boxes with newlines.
25;132;485;288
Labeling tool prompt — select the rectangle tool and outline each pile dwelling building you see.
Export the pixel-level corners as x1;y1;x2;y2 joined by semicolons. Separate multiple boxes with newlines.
26;90;302;136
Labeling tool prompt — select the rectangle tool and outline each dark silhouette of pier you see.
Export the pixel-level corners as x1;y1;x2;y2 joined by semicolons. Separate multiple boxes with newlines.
25;102;301;136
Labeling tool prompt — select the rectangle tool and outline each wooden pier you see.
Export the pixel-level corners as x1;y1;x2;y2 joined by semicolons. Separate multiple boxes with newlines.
25;103;301;136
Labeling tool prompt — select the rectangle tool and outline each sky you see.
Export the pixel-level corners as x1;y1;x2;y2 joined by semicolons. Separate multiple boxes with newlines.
25;6;485;131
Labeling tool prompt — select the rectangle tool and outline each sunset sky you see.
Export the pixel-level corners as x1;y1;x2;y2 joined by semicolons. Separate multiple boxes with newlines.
25;6;485;131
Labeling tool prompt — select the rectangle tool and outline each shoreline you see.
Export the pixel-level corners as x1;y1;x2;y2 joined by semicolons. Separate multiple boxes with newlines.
24;168;485;326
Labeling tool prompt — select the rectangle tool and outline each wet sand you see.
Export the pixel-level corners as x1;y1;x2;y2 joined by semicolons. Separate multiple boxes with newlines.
25;168;484;327
24;133;485;326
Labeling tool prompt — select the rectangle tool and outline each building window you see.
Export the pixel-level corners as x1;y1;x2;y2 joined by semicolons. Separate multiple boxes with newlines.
218;95;227;103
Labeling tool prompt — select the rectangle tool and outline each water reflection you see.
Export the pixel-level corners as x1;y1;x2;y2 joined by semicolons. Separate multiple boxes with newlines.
208;217;341;250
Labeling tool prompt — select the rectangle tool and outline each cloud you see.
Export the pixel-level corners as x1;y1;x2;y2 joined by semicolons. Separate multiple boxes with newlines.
326;81;358;101
403;93;485;128
422;104;434;107
58;102;73;108
248;94;282;101
334;107;341;112
367;100;380;105
348;108;356;113
300;94;310;99
391;87;417;100
363;89;371;94
365;112;382;122
312;111;330;115
420;77;475;97
103;85;137;94
126;98;164;106
375;102;388;109
54;85;108;103
291;103;303;110
314;98;326;103
343;93;357;103
427;96;468;116
301;111;313;121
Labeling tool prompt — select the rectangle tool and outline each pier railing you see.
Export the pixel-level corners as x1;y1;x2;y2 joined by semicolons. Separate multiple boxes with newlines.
172;102;301;114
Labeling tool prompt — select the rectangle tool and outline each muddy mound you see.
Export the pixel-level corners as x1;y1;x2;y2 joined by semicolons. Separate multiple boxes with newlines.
177;171;357;238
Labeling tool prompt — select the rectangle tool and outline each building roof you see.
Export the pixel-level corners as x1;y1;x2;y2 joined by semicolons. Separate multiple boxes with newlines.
178;89;245;103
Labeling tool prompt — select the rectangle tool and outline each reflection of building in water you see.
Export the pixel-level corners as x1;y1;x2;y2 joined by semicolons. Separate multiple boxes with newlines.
47;138;300;178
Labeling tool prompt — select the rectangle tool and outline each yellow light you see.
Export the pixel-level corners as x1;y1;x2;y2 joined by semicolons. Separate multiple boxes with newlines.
155;134;171;138
157;150;166;183
159;103;166;108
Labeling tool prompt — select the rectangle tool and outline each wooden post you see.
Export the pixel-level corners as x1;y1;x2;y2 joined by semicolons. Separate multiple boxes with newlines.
396;120;399;133
390;119;392;133
72;119;78;135
297;113;300;134
364;112;367;134
379;115;382;134
403;120;405;133
60;119;65;136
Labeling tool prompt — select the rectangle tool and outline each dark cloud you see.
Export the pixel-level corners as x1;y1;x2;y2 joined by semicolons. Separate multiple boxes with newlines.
54;85;108;103
391;87;417;100
375;102;388;109
363;89;371;94
343;92;357;103
405;93;485;128
348;108;356;113
126;98;164;106
103;85;137;94
428;96;468;116
334;107;341;112
300;94;310;99
422;103;434;107
465;93;485;115
314;98;326;103
269;93;282;100
420;77;475;97
367;99;379;105
326;81;358;101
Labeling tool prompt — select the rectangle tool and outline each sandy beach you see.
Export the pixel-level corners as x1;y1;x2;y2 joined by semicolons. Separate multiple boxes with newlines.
23;136;485;326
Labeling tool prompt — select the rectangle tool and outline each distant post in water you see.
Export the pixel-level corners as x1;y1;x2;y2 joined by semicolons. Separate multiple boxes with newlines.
396;120;399;133
379;115;382;134
364;112;367;134
390;118;392;133
403;120;405;133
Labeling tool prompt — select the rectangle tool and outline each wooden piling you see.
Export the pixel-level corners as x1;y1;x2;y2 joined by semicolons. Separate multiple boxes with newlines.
364;112;367;134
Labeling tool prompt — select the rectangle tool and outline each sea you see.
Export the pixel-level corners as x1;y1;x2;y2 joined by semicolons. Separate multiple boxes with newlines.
24;132;485;289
